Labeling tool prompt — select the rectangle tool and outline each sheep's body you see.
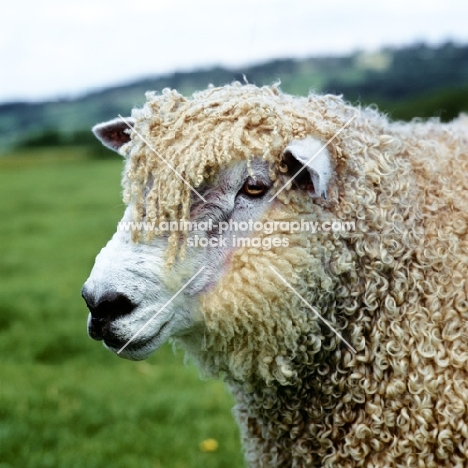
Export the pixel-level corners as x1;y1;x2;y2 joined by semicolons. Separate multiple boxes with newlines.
83;84;468;467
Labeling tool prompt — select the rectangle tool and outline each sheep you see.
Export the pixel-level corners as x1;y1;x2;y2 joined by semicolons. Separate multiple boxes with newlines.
82;83;468;467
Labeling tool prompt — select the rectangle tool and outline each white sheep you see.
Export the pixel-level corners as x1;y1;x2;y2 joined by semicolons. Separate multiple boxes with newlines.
82;83;468;467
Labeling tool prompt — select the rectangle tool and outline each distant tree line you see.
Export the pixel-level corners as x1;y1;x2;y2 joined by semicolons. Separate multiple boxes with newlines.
2;41;468;154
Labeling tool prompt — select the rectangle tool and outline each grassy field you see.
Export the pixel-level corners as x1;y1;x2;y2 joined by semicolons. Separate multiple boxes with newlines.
0;148;243;468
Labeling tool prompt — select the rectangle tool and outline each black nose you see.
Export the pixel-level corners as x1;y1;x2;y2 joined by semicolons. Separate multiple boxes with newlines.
82;288;136;321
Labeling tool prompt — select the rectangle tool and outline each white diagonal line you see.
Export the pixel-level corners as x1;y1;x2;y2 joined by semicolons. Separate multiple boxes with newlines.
118;115;207;203
268;266;357;353
117;266;206;354
268;114;357;202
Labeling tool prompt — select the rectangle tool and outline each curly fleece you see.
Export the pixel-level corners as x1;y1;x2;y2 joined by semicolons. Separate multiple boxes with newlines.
122;83;468;467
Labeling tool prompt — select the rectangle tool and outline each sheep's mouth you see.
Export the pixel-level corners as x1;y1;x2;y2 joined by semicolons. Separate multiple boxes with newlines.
87;315;131;345
103;319;172;358
103;335;152;356
87;315;111;342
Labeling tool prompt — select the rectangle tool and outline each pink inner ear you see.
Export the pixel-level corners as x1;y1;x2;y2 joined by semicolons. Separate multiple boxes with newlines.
93;118;134;151
106;127;131;147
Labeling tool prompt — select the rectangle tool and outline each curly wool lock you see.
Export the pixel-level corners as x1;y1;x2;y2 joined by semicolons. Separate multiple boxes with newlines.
88;83;468;467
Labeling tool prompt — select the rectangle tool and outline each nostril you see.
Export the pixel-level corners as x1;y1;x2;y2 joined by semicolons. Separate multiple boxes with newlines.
82;289;136;321
100;292;136;318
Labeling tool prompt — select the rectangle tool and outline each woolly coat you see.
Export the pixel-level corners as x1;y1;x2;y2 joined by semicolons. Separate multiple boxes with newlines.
122;84;468;467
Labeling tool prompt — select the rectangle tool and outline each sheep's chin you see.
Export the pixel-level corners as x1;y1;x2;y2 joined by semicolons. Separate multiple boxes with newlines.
103;316;174;361
104;334;165;361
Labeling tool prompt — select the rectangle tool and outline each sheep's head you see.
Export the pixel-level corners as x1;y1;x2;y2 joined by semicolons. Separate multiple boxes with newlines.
83;84;376;384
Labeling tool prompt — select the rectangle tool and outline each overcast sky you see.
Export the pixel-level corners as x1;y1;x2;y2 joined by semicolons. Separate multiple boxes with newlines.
1;0;467;102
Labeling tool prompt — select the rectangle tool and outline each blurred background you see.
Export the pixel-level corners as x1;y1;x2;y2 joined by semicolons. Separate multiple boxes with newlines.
1;1;467;467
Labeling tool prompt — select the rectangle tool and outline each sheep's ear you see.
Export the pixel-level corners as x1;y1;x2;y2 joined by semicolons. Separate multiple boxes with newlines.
282;137;332;199
92;117;135;153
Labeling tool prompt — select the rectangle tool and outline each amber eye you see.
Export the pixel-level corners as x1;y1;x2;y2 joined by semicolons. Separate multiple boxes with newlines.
241;177;267;197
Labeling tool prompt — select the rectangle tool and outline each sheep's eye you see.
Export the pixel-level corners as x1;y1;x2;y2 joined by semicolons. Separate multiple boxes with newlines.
241;177;267;198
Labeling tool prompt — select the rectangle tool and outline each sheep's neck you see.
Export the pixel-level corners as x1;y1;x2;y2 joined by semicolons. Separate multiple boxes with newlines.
227;356;357;467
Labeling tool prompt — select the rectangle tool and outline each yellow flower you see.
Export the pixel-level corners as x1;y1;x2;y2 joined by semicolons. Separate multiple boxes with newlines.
199;438;219;452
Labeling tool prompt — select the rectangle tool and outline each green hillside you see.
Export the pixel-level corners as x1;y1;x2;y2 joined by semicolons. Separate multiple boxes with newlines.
1;41;467;153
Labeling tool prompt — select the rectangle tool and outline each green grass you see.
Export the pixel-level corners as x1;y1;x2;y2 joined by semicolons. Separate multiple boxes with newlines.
0;147;243;468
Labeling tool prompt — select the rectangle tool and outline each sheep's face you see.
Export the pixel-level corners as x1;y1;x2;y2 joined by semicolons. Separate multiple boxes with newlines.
83;91;354;382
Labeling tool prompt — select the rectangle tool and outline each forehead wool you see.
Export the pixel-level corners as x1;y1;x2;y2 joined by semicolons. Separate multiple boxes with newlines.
120;83;355;261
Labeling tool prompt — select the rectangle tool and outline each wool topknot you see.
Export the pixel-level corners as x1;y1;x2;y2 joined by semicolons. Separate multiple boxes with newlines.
121;83;355;262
